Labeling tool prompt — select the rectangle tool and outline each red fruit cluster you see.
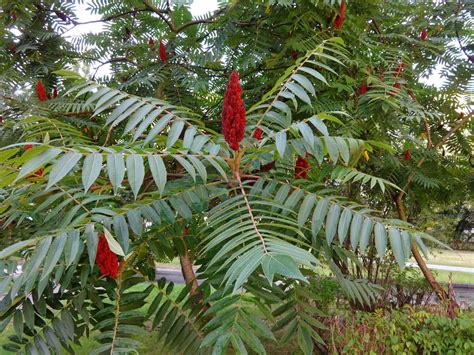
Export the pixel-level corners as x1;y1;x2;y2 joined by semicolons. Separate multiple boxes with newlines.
260;161;275;172
149;38;155;51
36;80;47;101
295;154;310;179
404;148;411;161
35;80;58;100
96;233;119;278
252;127;263;141
291;50;299;60
159;41;167;63
421;28;427;41
222;70;246;151
357;84;367;96
333;0;346;29
395;62;404;76
389;82;401;96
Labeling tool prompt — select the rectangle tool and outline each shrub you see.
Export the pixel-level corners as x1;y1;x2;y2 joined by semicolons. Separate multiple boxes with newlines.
387;266;434;308
328;307;474;354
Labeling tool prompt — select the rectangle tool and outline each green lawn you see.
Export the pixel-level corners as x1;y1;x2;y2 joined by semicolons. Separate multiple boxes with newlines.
433;269;474;285
419;248;474;268
156;257;181;268
409;248;474;285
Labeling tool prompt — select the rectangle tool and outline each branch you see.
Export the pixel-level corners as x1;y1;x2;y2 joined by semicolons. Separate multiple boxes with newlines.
423;119;433;149
92;57;137;79
143;0;225;33
174;8;225;33
454;0;474;64
143;0;175;32
370;18;386;43
398;111;472;199
178;228;199;296
455;29;474;64
72;8;151;25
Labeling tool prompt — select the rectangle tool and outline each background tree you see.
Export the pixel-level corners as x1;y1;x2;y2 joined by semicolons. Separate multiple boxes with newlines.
0;0;472;353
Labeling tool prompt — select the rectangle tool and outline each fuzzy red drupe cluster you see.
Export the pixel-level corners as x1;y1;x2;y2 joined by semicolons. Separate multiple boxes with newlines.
334;0;346;29
404;148;411;161
159;41;167;63
252;127;263;141
295;153;310;179
421;28;427;41
36;80;47;101
357;84;367;96
222;70;246;151
36;80;58;101
96;233;119;278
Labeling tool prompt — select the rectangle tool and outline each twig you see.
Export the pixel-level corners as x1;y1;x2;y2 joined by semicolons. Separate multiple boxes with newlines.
454;0;474;64
399;111;471;198
143;0;175;31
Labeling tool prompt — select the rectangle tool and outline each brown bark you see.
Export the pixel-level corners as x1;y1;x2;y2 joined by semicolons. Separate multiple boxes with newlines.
394;194;446;300
179;252;199;295
178;228;205;307
408;222;446;298
178;228;198;290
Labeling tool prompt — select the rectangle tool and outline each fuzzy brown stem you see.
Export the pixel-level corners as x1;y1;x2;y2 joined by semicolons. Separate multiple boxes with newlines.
178;229;199;296
179;253;199;295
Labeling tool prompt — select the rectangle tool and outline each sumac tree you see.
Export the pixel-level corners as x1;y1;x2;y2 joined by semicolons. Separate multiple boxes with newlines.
0;0;472;354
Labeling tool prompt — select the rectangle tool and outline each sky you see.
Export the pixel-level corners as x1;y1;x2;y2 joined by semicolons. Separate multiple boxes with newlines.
72;0;218;34
69;0;218;77
69;1;443;86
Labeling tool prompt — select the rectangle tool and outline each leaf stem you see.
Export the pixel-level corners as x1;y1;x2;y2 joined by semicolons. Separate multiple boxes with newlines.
235;170;268;254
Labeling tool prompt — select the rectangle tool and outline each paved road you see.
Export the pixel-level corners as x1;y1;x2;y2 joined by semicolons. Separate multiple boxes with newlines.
156;267;189;284
454;284;474;306
6;265;474;305
406;262;474;274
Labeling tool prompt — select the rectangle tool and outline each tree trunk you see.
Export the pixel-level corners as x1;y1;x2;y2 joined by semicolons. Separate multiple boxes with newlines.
179;252;199;295
178;228;204;306
393;193;447;301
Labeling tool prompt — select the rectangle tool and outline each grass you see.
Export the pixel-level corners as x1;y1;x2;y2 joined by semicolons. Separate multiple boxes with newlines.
409;248;474;284
433;269;474;285
155;257;181;268
422;248;474;268
407;248;474;284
